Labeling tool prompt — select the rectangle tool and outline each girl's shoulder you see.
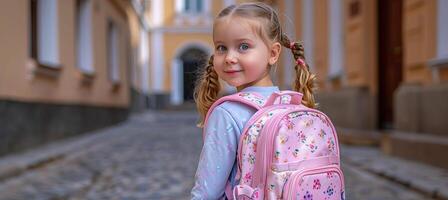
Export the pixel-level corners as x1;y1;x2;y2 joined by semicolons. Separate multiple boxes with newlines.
213;101;257;118
206;90;269;128
208;101;258;128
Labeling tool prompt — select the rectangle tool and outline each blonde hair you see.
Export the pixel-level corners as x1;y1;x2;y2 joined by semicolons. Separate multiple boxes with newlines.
194;2;317;127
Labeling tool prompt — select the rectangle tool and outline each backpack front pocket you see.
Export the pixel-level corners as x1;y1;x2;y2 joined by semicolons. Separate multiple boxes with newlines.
282;165;344;200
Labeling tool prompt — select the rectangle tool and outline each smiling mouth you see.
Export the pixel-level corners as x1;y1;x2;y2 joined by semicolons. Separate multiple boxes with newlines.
224;70;243;74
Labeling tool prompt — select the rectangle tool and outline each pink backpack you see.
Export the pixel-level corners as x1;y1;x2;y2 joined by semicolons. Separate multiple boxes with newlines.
204;90;345;200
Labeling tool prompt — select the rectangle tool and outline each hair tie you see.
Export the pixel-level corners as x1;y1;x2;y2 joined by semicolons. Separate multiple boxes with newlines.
289;42;296;49
296;58;306;68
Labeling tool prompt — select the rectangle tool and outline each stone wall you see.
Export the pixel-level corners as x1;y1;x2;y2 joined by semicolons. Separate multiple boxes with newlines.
0;101;128;157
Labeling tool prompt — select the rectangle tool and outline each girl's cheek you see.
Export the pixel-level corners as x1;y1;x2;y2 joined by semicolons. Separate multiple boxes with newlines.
213;55;224;65
213;59;221;69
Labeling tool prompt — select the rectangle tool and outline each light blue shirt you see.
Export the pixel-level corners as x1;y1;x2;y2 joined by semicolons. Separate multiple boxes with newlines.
191;86;280;200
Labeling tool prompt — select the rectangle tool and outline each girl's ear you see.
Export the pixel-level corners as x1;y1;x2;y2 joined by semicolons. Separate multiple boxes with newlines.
268;42;281;65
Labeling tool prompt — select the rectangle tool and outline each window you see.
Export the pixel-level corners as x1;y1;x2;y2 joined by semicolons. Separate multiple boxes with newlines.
328;0;344;78
107;20;120;84
29;0;60;68
176;0;205;14
437;0;448;59
76;0;94;75
174;0;211;25
429;0;448;82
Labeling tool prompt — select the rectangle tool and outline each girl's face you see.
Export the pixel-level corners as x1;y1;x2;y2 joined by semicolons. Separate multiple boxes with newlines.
213;17;280;91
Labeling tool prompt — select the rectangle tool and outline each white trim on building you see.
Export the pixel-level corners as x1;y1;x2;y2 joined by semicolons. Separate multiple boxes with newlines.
139;29;150;93
175;0;206;14
76;0;94;74
151;30;164;92
171;59;183;105
302;0;314;71
174;0;212;25
107;21;120;83
429;0;448;83
437;0;448;59
151;0;164;27
37;0;60;67
328;0;344;79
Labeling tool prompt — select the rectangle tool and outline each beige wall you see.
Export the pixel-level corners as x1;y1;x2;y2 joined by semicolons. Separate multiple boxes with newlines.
163;33;213;91
126;5;143;92
403;0;436;85
213;0;225;16
314;0;329;89
165;0;176;25
0;0;28;99
0;0;131;108
343;0;377;94
277;0;369;91
149;0;444;99
291;0;440;91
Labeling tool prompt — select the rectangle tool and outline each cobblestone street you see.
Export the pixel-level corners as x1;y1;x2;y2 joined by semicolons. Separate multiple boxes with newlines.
0;110;439;200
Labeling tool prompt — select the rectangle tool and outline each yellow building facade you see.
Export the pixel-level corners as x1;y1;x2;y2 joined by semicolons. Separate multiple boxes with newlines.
0;0;132;107
147;0;448;168
145;0;284;106
2;0;444;166
0;0;150;156
276;0;448;168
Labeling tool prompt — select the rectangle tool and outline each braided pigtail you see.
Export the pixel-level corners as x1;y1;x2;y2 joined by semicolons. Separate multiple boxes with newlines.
194;55;221;127
280;33;317;108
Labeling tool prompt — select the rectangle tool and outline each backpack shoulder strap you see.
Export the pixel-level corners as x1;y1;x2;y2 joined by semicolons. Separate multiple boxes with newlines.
202;92;266;140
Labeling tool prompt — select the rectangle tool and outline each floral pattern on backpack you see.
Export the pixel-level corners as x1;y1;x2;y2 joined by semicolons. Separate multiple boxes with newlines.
238;93;266;107
265;111;340;199
239;107;290;185
231;91;344;200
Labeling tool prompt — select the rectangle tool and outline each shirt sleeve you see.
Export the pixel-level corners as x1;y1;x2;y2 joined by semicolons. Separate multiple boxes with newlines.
191;106;240;200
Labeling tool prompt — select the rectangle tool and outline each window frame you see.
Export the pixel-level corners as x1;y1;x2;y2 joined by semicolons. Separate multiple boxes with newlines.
107;20;121;87
29;0;62;78
75;0;95;78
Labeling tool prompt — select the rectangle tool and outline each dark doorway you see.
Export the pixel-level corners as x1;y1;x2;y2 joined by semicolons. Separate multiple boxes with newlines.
378;0;403;129
179;48;208;102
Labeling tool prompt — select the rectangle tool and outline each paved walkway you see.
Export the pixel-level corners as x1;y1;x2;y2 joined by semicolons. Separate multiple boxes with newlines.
0;110;444;199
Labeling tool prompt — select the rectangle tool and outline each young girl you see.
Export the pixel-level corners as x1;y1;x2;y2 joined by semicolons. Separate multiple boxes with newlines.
191;2;317;199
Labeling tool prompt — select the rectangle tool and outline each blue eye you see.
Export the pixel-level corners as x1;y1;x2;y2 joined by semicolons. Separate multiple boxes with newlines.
216;45;226;52
239;43;250;51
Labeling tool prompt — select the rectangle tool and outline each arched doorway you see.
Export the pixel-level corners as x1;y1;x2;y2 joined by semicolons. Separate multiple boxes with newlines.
179;48;208;102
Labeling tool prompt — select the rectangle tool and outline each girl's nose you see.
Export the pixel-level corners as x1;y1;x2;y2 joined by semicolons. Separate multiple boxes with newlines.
225;52;238;64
